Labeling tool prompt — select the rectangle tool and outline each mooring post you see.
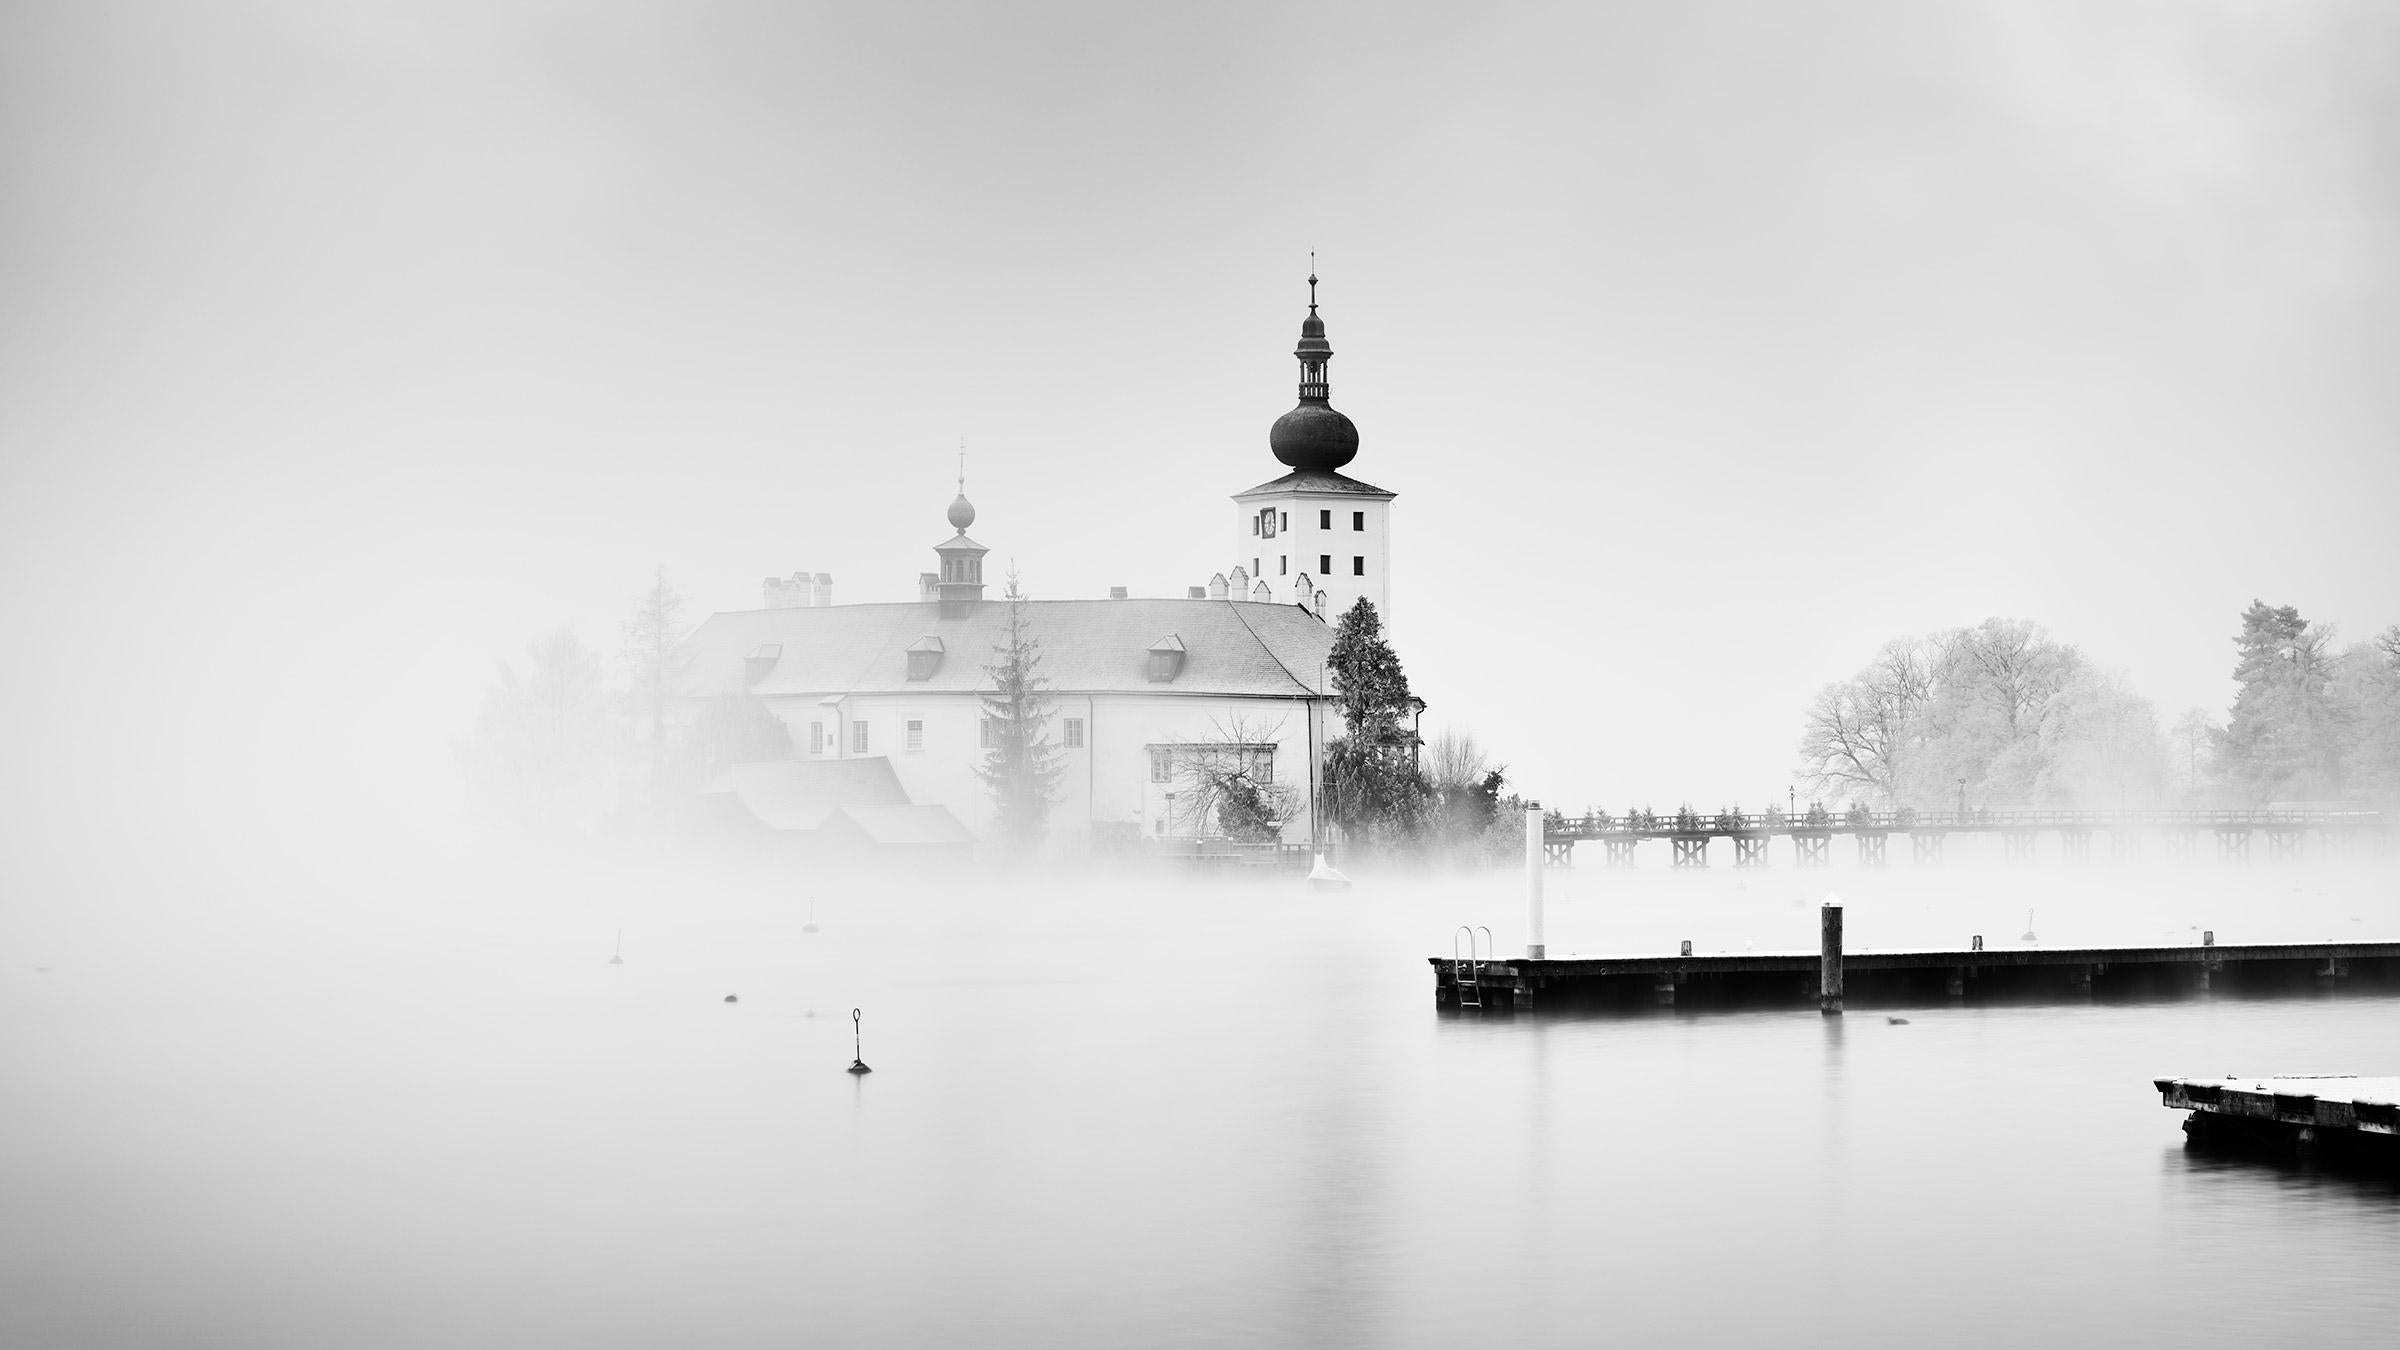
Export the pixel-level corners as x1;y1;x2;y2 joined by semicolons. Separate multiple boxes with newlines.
1525;800;1546;959
1819;897;1844;1016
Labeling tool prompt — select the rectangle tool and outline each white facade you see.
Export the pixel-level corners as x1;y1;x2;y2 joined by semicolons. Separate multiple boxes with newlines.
765;686;1330;846
1230;489;1393;628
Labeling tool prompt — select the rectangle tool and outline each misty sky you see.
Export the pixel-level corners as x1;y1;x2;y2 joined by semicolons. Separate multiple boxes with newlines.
4;1;2395;853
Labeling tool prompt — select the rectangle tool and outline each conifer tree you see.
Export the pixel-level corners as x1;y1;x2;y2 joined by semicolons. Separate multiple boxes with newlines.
978;572;1064;848
2215;599;2344;801
1322;599;1430;843
620;567;688;797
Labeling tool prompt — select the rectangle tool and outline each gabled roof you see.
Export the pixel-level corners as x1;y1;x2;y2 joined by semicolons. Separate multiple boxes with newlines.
1233;468;1395;499
835;805;976;846
704;757;910;830
681;597;1335;699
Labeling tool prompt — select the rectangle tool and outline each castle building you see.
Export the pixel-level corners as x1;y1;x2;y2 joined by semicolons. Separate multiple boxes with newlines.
1222;272;1396;628
678;277;1397;850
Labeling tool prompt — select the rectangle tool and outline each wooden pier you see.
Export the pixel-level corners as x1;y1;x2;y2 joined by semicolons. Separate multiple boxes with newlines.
2158;1075;2400;1165
1432;935;2400;1011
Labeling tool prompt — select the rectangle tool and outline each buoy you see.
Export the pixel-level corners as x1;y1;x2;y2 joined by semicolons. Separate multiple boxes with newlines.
802;896;820;935
609;929;624;965
724;994;739;1004
1887;1016;1910;1025
2021;909;2037;943
847;1007;872;1074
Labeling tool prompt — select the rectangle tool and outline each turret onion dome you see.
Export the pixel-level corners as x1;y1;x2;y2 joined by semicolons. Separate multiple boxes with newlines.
947;492;975;531
1268;272;1360;471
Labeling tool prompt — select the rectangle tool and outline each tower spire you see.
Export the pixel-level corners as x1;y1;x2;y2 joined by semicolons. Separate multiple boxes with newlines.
1267;269;1359;471
1294;266;1331;402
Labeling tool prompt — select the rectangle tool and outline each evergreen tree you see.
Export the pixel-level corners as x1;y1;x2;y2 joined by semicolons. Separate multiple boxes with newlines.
620;566;687;794
977;573;1064;849
1323;599;1430;844
2215;599;2344;801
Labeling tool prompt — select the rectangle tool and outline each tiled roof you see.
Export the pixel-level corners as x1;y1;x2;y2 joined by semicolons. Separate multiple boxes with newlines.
1233;468;1395;498
682;597;1336;699
703;757;910;829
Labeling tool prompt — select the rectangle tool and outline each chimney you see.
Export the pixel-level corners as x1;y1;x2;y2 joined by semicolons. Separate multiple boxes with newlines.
1229;566;1249;599
812;572;833;607
1108;586;1129;600
1187;586;1205;599
1251;580;1272;604
764;570;813;608
1207;573;1228;601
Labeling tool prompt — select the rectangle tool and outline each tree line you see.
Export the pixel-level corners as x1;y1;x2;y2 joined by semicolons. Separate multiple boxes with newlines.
457;569;789;836
1796;602;2400;812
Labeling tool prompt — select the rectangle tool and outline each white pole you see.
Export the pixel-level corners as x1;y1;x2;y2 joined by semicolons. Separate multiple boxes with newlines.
1525;801;1546;958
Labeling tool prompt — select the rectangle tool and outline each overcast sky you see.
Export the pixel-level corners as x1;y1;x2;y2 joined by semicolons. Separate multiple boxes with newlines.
4;1;2395;851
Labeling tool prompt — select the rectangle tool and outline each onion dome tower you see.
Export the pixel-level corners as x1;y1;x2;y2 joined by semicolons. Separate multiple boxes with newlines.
933;467;988;620
1228;269;1397;628
1269;273;1361;471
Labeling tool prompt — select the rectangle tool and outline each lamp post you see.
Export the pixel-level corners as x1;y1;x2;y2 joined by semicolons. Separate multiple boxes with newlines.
1956;777;1966;820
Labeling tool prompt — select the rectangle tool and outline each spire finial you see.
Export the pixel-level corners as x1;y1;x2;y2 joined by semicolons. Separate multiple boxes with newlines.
1308;252;1318;312
946;443;976;532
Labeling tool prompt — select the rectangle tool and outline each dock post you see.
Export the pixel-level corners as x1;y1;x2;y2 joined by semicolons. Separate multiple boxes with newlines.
1525;801;1546;959
1819;897;1843;1016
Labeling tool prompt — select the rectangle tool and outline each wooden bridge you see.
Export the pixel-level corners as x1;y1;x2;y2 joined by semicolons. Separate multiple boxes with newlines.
1540;806;2393;868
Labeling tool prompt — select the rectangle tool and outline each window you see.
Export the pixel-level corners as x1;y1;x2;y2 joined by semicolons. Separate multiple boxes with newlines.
1252;557;1260;578
905;720;923;752
1064;717;1085;748
980;717;999;750
1249;748;1276;784
1352;511;1365;531
1148;635;1186;682
905;636;943;680
1320;509;1331;529
1319;554;1331;574
851;720;869;754
1149;747;1173;783
809;721;824;755
1279;556;1287;575
1352;556;1365;576
1279;511;1288;531
1251;517;1260;536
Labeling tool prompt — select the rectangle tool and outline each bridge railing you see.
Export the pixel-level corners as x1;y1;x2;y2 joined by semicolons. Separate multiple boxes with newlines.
1547;807;2390;840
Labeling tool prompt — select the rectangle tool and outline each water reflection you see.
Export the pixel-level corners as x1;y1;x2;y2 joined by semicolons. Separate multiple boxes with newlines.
5;856;2398;1347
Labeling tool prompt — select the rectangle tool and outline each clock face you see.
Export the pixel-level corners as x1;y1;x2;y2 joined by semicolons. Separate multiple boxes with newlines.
1258;508;1277;538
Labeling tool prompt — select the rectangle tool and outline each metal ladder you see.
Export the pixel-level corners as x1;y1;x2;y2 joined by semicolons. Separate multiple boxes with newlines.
1452;925;1494;1009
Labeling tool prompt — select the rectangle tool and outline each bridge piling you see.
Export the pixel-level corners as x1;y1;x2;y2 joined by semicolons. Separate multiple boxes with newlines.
1820;899;1844;1016
1524;802;1545;960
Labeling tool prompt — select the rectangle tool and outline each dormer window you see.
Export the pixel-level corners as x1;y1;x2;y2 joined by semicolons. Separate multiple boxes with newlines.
1147;634;1186;683
905;636;944;681
744;643;782;687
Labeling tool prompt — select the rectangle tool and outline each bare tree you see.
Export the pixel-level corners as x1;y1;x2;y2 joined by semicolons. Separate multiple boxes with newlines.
1165;714;1301;841
1797;638;1930;804
461;628;616;833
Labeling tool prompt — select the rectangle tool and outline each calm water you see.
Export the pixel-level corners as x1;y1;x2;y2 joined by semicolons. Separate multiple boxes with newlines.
5;847;2397;1347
